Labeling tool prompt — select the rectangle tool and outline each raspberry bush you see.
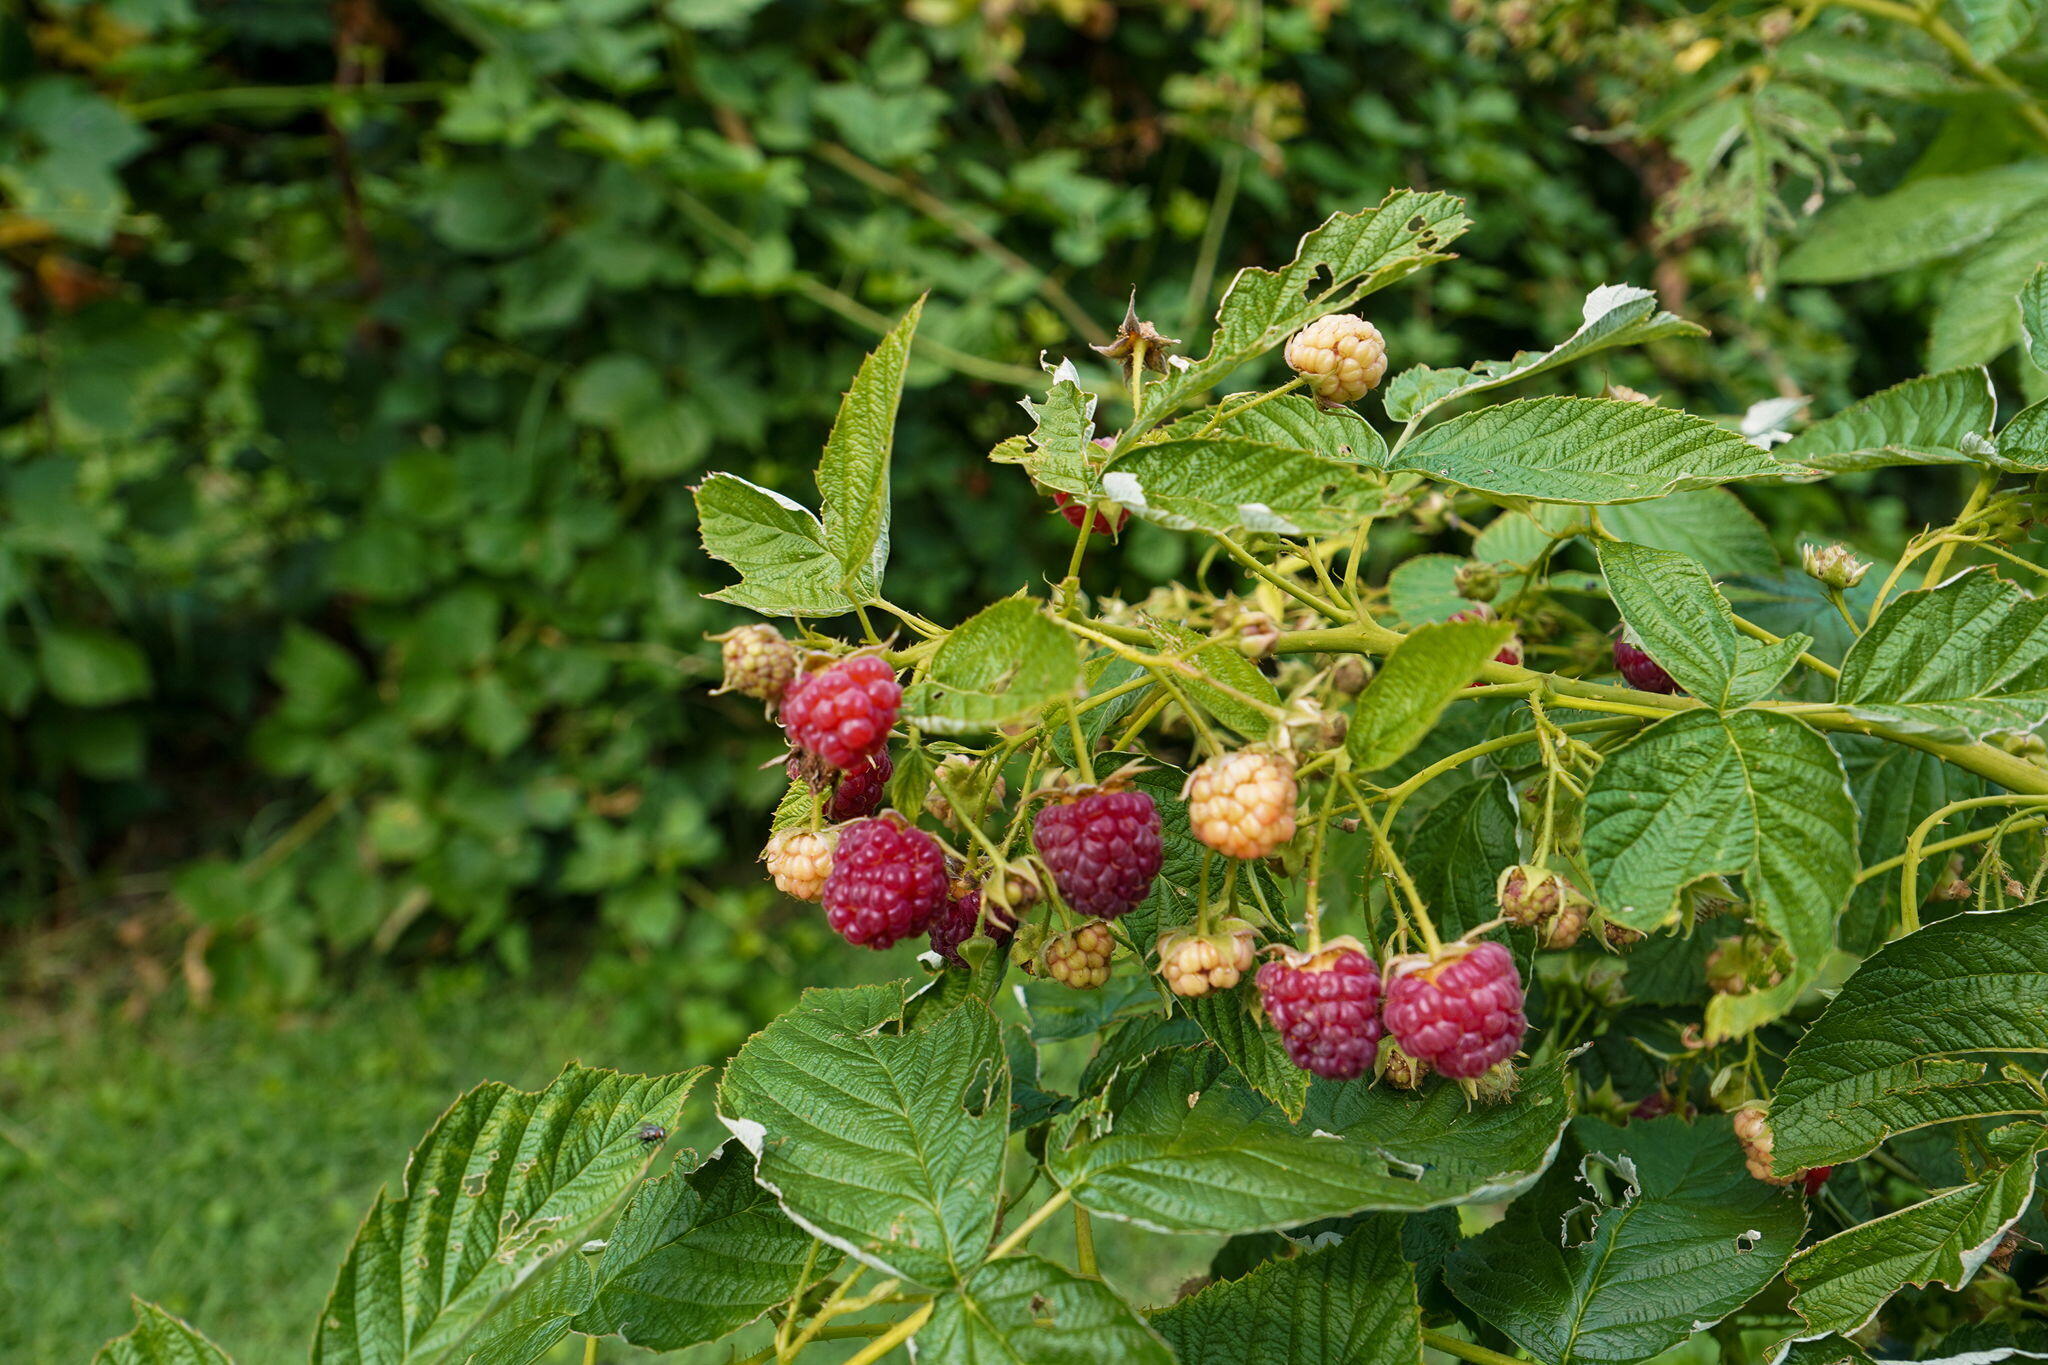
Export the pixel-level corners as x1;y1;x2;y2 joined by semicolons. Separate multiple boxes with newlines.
102;193;2048;1365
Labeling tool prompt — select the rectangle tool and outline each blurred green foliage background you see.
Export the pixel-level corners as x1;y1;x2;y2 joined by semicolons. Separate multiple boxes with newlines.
4;0;2047;1356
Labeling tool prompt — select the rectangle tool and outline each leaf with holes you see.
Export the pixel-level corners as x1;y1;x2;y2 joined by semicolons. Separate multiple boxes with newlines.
1446;1116;1807;1365
313;1064;702;1365
718;984;1007;1288
1046;1048;1574;1235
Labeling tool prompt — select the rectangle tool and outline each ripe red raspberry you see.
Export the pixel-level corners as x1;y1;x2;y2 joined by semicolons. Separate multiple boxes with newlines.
1186;750;1297;860
1054;490;1130;537
820;815;947;949
1032;789;1162;919
1255;940;1384;1079
1614;631;1681;694
928;885;1018;968
1448;603;1523;671
712;624;798;704
1383;941;1526;1080
762;827;835;902
1158;918;1258;998
796;748;890;823
782;655;901;771
1043;921;1115;988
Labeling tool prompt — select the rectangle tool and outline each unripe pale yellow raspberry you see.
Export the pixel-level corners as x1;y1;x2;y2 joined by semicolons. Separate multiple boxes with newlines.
763;828;835;902
1284;313;1387;405
1732;1105;1785;1184
1158;918;1258;997
1186;750;1297;860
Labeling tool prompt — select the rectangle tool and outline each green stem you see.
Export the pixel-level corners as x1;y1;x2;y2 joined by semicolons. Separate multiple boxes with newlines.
1923;471;1997;588
841;1305;933;1365
1196;376;1308;438
1420;1327;1531;1365
989;1187;1074;1259
1898;794;2048;935
1213;530;1345;619
1065;698;1097;785
1074;1205;1098;1277
1730;614;1839;681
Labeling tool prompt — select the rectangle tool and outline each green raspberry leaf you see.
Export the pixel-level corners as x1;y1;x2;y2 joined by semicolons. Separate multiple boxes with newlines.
1150;1218;1424;1365
901;595;1082;735
1583;709;1856;1039
312;1064;703;1365
1768;904;2048;1173
1445;1116;1807;1365
1385;283;1707;424
695;473;866;617
1393;397;1784;504
1784;1125;2048;1341
917;1254;1172;1363
1103;437;1393;537
1595;539;1809;707
1046;1048;1574;1235
1776;369;1998;474
2022;262;2048;372
816;297;923;602
717;984;1007;1288
1835;568;2048;741
1346;618;1518;771
93;1301;233;1365
573;1143;817;1351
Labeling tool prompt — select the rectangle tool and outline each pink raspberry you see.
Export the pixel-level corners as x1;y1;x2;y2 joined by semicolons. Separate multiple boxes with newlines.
1255;942;1384;1080
1614;631;1681;694
1032;789;1162;920
1383;940;1526;1080
820;815;947;949
782;655;901;771
928;886;1017;968
762;828;835;902
1449;603;1522;671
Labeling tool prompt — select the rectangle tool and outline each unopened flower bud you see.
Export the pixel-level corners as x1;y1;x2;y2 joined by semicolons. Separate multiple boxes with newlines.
1800;542;1870;591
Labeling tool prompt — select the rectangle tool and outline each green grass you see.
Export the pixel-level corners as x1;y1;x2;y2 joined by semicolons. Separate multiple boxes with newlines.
0;958;874;1361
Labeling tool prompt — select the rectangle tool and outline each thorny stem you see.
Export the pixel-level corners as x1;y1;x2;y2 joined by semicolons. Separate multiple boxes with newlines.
1213;529;1346;619
1062;513;1095;616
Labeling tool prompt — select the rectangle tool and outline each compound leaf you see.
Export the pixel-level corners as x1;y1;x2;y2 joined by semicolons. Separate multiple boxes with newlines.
1596;540;1807;707
696;473;863;617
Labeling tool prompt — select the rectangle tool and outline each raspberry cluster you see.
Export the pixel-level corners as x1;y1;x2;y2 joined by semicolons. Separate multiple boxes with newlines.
1043;921;1115;988
1497;864;1591;949
762;828;835;902
1186;751;1297;860
1033;789;1163;919
821;815;947;949
783;655;901;771
1284;313;1388;406
713;624;799;703
1383;941;1526;1080
1255;942;1384;1079
1614;630;1681;694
